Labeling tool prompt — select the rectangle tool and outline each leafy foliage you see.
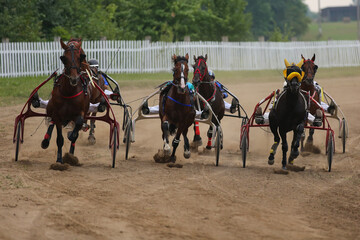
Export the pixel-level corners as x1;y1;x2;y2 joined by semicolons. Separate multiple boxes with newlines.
0;0;309;42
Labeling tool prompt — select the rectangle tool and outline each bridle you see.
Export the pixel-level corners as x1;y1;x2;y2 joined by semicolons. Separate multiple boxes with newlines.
193;58;217;103
302;59;316;83
63;42;83;76
193;58;208;82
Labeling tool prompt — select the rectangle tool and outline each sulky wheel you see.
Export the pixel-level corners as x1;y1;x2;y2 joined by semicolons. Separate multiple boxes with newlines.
215;127;221;166
15;121;22;162
125;122;132;160
327;131;334;172
341;118;346;153
241;129;248;168
111;126;118;168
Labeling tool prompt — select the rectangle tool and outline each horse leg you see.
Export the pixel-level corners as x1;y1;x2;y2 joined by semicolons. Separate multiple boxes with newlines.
161;120;171;156
279;130;288;170
205;126;213;150
183;128;191;159
289;123;304;165
170;130;182;163
41;120;55;149
55;122;64;163
191;121;202;146
68;116;84;154
300;128;305;152
306;128;314;144
88;113;96;145
268;121;280;165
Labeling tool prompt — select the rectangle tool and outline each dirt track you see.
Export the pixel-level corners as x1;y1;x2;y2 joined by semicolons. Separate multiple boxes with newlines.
0;75;359;240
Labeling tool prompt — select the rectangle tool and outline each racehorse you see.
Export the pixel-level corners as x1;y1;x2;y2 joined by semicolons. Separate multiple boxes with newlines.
300;54;321;150
41;38;92;164
192;55;225;150
159;53;195;162
268;59;307;169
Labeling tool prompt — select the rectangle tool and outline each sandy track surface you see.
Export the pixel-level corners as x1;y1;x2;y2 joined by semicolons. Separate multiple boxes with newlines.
0;76;359;240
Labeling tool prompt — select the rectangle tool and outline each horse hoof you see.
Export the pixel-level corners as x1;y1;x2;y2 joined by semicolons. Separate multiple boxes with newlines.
191;140;202;147
170;156;176;163
184;151;191;159
41;139;49;149
88;135;96;145
163;147;171;156
268;159;274;165
282;166;287;170
205;145;212;150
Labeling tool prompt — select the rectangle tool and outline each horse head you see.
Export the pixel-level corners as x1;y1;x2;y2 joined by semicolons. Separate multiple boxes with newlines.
284;59;305;93
60;38;87;86
172;53;189;94
192;54;209;88
301;54;318;86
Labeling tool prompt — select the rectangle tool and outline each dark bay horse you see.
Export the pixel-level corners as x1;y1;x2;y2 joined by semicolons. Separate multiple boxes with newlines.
192;55;225;149
159;54;196;162
41;38;93;164
300;54;322;149
268;59;307;169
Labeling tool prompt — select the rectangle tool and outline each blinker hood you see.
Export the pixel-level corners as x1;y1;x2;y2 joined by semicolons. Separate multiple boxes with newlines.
283;59;305;82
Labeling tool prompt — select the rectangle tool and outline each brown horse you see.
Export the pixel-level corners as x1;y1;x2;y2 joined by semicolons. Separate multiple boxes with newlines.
192;55;225;149
300;54;322;149
41;38;92;164
159;54;195;162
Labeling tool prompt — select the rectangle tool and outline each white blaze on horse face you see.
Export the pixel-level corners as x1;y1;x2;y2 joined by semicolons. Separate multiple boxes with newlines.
180;63;186;89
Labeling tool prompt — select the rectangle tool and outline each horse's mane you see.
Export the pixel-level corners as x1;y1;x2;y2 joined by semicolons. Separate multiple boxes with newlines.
173;56;188;64
68;38;82;44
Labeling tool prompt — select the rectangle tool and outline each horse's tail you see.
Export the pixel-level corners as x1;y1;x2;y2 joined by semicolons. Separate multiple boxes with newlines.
169;123;177;135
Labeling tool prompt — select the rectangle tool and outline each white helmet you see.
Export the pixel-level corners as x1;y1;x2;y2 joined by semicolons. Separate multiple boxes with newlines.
88;59;99;68
208;69;215;78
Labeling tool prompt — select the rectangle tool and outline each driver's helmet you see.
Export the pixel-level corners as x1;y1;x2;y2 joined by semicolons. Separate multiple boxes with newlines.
88;59;99;68
208;69;215;79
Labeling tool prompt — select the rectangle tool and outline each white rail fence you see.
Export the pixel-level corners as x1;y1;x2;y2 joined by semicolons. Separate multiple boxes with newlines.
1;40;360;77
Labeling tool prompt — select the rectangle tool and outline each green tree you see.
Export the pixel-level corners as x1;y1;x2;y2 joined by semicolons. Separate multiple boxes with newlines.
0;0;42;41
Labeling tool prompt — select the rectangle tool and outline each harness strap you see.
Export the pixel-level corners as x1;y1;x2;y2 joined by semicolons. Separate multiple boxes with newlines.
167;96;192;107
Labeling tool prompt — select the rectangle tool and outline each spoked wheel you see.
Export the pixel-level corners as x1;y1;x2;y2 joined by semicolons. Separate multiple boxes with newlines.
241;129;248;168
111;126;118;168
125;122;132;160
341;118;346;153
215;127;221;166
15;121;22;162
327;131;334;172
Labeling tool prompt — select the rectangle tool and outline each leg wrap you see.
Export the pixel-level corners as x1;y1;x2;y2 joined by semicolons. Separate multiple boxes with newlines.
172;138;180;148
207;128;213;138
269;142;279;155
194;122;200;135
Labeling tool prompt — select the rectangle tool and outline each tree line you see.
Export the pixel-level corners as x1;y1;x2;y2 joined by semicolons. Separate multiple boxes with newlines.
0;0;310;42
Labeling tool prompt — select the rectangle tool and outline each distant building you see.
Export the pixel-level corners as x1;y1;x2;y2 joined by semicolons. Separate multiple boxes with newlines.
321;6;357;22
